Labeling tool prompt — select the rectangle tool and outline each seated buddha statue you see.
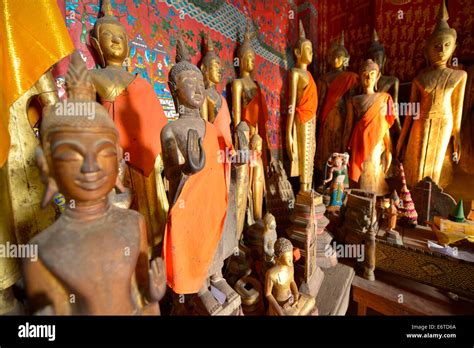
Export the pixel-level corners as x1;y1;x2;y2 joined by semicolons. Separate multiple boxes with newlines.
22;52;166;315
161;36;235;314
265;238;317;316
90;0;168;249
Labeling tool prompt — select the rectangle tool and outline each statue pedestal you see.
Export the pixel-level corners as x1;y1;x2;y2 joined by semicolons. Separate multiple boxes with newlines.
316;263;355;315
286;191;326;298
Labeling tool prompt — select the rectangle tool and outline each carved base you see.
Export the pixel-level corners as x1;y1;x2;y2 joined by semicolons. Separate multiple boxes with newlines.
299;266;325;298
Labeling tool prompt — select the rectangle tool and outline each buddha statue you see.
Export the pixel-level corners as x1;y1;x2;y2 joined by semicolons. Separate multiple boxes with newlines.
235;121;250;241
367;29;401;135
346;59;395;196
249;134;265;222
200;33;234;187
316;32;358;173
265;238;317;316
286;20;318;194
22;52;166;315
161;36;232;314
396;0;467;188
90;0;169;249
232;20;271;166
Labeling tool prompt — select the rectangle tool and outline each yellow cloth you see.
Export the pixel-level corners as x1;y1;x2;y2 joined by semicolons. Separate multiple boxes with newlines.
0;0;74;167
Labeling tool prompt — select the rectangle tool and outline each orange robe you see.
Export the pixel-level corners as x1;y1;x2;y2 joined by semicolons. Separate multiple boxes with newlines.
102;76;169;248
319;72;358;129
348;92;396;182
164;122;228;294
295;72;318;124
102;76;168;177
213;96;234;190
242;84;270;165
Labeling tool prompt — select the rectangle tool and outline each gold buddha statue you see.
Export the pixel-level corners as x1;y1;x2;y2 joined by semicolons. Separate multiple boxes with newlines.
286;20;318;194
161;37;232;314
346;59;396;196
249;134;265;222
232;20;270;166
265;238;316;316
397;0;467;188
317;32;358;173
22;52;166;315
235;121;250;241
90;0;169;249
367;29;401;135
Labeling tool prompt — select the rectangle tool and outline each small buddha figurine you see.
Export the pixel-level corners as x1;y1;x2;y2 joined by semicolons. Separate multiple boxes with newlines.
22;52;166;315
249;134;265;222
232;20;270;166
90;0;169;248
161;36;229;313
317;32;358;172
397;0;467;188
235;121;250;241
367;29;401;135
200;33;234;187
323;152;349;210
265;238;316;316
384;190;403;245
346;59;396;196
286;20;318;194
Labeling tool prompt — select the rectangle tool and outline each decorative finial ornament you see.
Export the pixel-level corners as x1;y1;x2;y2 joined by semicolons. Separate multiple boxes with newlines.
299;19;306;39
372;29;379;43
176;34;191;63
101;0;114;18
206;32;215;53
66;51;95;101
430;0;456;40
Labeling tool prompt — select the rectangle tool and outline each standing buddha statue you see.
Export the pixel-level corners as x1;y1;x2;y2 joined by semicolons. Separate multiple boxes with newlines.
286;20;318;194
161;37;230;314
232;20;270;166
89;0;169;249
367;29;401;135
396;0;467;188
346;59;396;196
317;32;358;173
22;52;166;315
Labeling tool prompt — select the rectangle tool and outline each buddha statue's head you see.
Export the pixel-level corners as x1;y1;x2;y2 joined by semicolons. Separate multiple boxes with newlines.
359;59;380;92
274;238;293;267
263;212;276;231
367;29;386;73
327;31;349;71
37;51;120;207
168;35;205;113
237;20;256;75
200;33;222;88
425;0;457;67
294;20;313;65
91;0;128;68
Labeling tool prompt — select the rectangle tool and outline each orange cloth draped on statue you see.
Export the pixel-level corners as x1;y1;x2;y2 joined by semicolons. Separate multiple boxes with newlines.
163;122;228;294
348;92;396;182
295;72;318;123
214;96;234;190
242;84;270;166
320;71;358;129
102;76;168;177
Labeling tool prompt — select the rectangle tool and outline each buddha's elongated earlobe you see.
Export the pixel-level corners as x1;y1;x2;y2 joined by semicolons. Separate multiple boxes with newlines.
35;147;59;208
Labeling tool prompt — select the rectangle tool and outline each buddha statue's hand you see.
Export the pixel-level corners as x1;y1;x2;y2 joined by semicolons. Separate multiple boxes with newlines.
186;129;206;174
147;257;167;303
